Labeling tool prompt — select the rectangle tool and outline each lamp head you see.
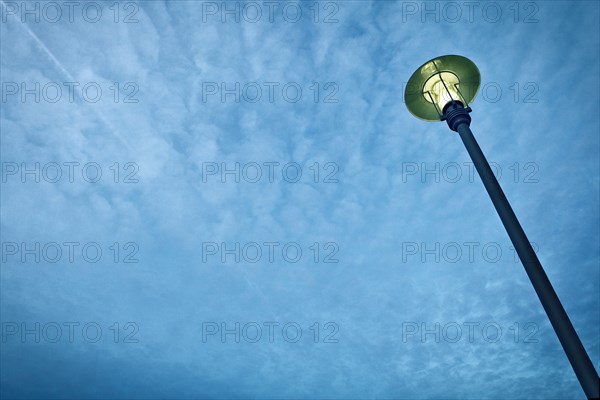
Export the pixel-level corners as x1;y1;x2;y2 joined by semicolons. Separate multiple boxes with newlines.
404;55;481;121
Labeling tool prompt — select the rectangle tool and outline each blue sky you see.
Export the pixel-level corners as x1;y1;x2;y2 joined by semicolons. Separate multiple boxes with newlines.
1;1;599;398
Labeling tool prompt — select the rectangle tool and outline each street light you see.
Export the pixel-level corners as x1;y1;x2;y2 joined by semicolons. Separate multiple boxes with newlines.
405;55;599;399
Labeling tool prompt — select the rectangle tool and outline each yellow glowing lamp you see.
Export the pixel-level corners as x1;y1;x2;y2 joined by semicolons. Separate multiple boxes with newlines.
404;55;481;121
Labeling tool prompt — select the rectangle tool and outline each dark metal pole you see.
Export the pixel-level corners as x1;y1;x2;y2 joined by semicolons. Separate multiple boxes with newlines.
444;104;599;399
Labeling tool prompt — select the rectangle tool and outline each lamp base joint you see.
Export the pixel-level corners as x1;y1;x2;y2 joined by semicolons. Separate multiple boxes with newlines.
442;102;472;131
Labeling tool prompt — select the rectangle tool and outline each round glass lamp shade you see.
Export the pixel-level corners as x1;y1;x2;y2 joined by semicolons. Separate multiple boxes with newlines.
404;55;481;121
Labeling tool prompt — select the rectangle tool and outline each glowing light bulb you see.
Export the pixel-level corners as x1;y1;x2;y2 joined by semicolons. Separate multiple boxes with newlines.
422;71;461;113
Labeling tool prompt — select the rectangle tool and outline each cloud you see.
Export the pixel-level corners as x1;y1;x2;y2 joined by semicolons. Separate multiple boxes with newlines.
1;1;598;398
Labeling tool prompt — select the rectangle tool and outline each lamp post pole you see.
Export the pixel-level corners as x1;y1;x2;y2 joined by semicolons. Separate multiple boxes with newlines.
444;103;600;399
